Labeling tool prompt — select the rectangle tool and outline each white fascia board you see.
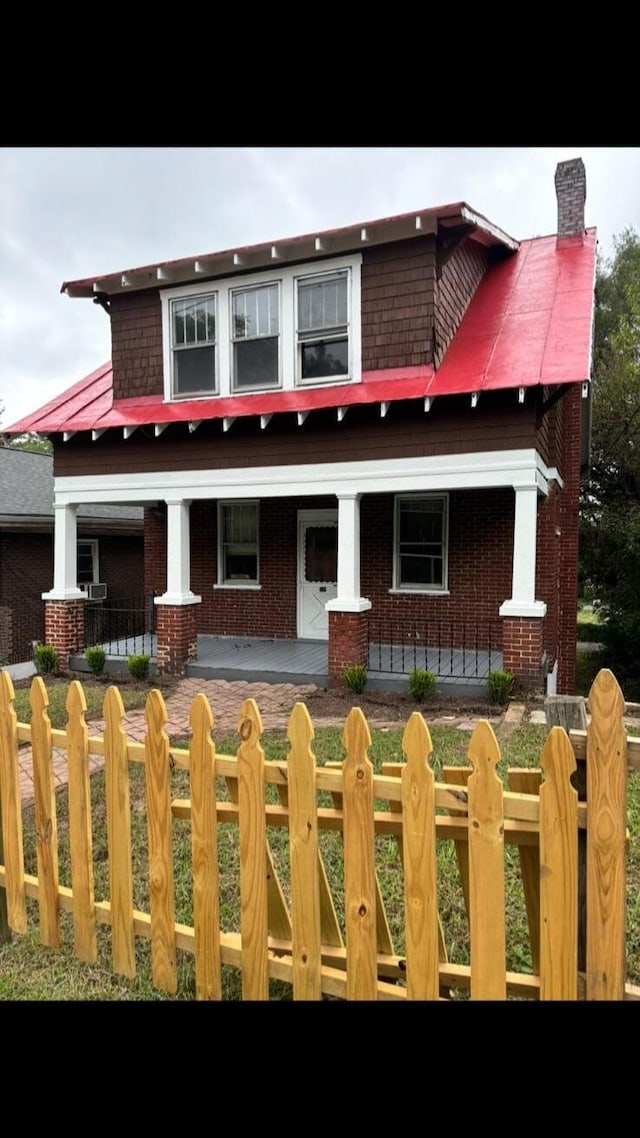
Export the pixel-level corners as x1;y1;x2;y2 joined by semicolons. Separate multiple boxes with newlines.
52;448;547;506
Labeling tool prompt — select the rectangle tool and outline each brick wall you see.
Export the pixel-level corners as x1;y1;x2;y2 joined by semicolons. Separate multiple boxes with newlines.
156;604;198;673
95;534;144;600
556;384;582;692
44;600;85;672
555;158;586;239
434;236;489;367
502;617;545;687
328;611;369;686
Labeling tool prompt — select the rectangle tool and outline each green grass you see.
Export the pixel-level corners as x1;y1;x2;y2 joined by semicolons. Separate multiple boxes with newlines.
2;716;638;1000
11;679;161;730
577;607;608;644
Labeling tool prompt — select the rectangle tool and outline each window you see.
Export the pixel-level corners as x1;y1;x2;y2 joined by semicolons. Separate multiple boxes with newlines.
218;501;259;585
231;283;280;391
170;293;216;396
394;495;448;591
77;540;99;588
296;269;349;382
161;254;361;401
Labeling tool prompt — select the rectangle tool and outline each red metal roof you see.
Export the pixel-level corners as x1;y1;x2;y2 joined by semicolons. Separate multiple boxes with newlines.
6;230;596;437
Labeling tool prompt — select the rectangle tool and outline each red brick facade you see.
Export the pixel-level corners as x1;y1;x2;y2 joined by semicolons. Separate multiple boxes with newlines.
44;600;86;672
156;604;199;674
328;611;369;686
502;617;545;688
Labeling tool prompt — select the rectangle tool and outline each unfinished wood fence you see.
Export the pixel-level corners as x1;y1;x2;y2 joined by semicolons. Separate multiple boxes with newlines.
0;667;637;1000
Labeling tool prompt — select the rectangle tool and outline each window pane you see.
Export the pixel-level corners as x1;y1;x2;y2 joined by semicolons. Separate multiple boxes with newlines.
305;526;338;583
298;273;347;332
173;302;185;345
233;284;278;340
174;345;215;395
397;498;445;588
301;338;348;379
77;543;95;584
221;503;258;582
234;337;279;388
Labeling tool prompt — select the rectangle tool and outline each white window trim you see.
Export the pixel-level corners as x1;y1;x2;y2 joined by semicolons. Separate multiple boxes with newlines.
294;267;353;387
160;253;362;402
217;499;260;588
168;292;218;399
230;280;282;394
77;538;99;591
392;493;449;594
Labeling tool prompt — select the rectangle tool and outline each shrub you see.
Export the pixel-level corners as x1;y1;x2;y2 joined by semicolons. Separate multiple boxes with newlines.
128;653;150;681
342;664;367;694
408;668;436;701
85;645;107;677
487;669;515;705
34;643;58;675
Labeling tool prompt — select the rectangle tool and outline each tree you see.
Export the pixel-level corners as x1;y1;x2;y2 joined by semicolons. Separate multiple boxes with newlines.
580;227;640;683
9;432;53;454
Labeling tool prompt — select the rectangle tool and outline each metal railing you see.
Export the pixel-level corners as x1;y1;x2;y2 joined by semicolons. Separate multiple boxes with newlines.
367;618;503;679
84;594;156;659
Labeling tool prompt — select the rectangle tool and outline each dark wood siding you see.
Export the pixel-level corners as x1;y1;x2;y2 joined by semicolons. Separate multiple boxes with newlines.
54;396;539;479
111;290;163;401
434;235;489;367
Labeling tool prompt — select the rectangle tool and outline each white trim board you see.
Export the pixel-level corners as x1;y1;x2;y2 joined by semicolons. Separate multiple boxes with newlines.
53;449;560;506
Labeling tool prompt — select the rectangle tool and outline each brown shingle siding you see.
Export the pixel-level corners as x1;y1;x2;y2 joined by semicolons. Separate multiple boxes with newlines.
434;237;489;367
361;237;436;370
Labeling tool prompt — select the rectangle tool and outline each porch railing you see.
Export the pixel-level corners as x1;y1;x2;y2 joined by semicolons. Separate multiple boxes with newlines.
84;594;157;658
367;618;503;679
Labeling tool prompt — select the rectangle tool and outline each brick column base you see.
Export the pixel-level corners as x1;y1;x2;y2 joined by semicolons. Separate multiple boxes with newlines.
156;604;199;674
328;610;369;688
44;600;86;673
502;617;545;690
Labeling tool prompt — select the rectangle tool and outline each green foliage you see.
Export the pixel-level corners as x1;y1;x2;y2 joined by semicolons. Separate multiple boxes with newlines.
85;645;106;676
34;643;58;675
9;434;53;454
580;227;640;684
486;669;514;705
408;667;436;701
342;664;367;694
128;653;150;681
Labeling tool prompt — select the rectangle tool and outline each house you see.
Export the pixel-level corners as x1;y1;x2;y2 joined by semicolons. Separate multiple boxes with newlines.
0;445;144;665
3;158;596;692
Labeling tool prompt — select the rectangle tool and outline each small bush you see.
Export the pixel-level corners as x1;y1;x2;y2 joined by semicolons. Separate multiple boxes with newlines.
34;643;58;675
487;669;515;705
128;653;150;681
342;664;368;694
85;645;107;676
408;668;436;701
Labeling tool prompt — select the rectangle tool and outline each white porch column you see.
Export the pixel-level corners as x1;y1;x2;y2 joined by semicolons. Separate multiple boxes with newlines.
325;492;371;614
499;485;547;618
154;499;201;606
42;503;84;600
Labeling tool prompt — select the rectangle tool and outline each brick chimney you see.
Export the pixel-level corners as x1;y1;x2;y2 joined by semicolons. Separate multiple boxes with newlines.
554;157;586;239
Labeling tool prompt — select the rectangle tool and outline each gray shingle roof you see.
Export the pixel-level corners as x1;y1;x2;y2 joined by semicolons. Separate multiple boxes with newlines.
0;447;143;522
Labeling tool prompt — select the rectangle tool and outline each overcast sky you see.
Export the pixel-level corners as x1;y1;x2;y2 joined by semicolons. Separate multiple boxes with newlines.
1;146;639;430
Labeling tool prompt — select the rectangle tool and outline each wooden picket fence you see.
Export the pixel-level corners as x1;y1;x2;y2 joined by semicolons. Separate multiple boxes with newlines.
0;666;637;1000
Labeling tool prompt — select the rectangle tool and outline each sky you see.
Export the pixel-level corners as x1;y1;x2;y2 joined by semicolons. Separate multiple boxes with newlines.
1;146;639;430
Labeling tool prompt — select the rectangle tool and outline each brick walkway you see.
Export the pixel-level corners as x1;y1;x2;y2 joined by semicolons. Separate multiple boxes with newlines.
14;678;513;808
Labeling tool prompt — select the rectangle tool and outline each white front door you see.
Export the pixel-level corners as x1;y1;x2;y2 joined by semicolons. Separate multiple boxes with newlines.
297;510;338;639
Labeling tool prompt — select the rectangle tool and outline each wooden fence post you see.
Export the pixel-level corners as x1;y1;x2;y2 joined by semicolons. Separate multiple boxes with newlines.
144;688;177;995
545;693;588;970
586;669;627;999
30;676;60;949
104;685;136;980
539;727;578;999
401;711;439;1000
287;702;322;1000
0;670;25;939
66;681;97;962
342;707;377;1000
189;692;221;1001
467;720;505;1000
237;697;269;1000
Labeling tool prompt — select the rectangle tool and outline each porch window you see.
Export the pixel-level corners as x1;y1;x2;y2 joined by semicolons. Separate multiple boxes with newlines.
170;293;217;397
231;283;280;391
296;269;350;383
394;495;448;591
77;540;99;588
218;501;259;585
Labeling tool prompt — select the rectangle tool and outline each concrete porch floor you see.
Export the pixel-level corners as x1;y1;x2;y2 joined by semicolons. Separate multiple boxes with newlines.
70;633;498;695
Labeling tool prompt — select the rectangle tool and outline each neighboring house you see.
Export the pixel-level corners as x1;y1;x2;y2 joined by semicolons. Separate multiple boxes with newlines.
0;446;144;664
4;158;596;692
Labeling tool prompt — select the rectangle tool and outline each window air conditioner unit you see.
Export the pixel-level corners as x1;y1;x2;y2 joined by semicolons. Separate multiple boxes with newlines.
87;583;107;601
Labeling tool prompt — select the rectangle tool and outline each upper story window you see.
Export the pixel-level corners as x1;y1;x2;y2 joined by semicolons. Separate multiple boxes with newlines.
297;270;349;382
160;254;361;401
232;283;280;391
170;294;217;396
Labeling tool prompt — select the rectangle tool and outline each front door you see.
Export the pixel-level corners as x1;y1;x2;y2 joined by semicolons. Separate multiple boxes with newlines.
297;510;338;639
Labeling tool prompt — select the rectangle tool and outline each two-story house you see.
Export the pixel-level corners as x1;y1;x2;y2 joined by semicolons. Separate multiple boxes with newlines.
4;158;596;692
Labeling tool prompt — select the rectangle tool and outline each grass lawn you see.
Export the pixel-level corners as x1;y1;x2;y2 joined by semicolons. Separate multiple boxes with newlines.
1;716;638;1000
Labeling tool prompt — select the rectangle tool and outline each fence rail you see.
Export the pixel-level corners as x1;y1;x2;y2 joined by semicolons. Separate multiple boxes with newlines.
84;594;156;658
0;667;636;1000
368;618;503;678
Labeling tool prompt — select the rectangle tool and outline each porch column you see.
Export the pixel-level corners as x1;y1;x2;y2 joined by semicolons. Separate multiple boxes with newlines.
326;493;371;687
42;503;85;672
154;499;201;674
499;486;546;688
